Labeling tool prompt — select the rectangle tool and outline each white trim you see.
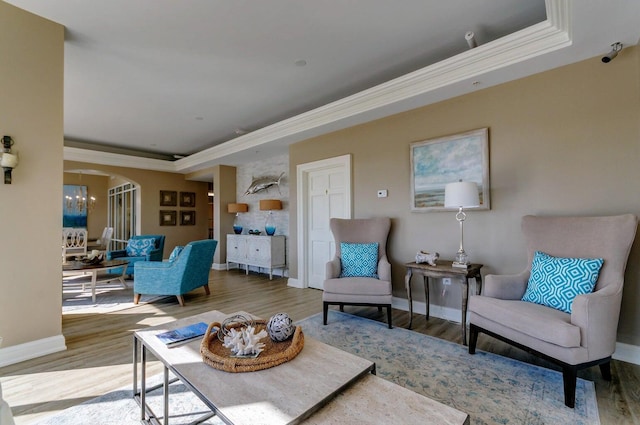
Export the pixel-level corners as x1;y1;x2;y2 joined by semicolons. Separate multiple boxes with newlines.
0;335;66;368
287;278;304;289
613;342;640;366
392;296;463;324
211;262;227;271
296;154;352;290
64;147;175;172
393;296;640;366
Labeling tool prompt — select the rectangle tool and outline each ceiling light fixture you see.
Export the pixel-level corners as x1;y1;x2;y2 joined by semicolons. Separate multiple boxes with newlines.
601;42;623;63
465;31;478;49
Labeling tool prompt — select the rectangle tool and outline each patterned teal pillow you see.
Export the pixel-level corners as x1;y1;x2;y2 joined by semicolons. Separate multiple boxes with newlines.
168;246;184;262
340;242;379;278
522;251;604;313
126;237;157;257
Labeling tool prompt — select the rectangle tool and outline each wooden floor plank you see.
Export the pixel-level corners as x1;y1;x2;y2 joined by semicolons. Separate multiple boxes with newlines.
0;270;638;424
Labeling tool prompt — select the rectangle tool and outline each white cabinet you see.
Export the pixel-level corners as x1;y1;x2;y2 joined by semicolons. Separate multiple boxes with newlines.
226;234;286;279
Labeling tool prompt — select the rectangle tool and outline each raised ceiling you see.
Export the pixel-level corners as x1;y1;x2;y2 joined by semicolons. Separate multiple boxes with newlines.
6;1;640;175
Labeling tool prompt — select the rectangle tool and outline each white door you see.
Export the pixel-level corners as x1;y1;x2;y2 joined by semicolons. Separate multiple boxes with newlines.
297;155;351;290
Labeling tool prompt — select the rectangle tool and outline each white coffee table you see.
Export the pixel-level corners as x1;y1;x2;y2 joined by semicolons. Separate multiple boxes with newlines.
132;310;470;425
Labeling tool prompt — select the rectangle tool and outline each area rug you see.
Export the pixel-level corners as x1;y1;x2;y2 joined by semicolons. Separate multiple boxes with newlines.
34;311;600;425
62;279;167;313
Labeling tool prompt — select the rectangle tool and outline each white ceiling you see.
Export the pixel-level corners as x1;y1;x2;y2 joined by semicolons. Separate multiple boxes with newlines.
6;1;640;177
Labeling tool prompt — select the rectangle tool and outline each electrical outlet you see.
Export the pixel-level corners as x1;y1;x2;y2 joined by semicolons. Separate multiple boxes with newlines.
442;278;452;285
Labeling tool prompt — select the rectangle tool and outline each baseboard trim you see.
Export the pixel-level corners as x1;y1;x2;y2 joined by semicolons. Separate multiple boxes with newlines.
392;296;640;366
287;278;304;288
0;335;67;367
211;262;227;271
613;342;640;366
392;296;463;324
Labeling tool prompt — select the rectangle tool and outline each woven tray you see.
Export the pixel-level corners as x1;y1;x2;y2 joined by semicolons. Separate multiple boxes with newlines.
200;320;304;373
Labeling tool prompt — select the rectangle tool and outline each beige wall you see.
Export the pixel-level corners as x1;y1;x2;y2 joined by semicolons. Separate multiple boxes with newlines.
64;161;210;256
63;173;109;240
289;46;640;345
0;3;64;348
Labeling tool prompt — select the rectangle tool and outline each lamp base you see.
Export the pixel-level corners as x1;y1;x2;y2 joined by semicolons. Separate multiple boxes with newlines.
452;261;470;269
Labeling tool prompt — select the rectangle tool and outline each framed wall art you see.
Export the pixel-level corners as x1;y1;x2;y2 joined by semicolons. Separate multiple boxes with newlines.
410;128;490;212
160;190;177;207
159;210;177;226
180;191;196;207
63;185;88;227
180;211;196;225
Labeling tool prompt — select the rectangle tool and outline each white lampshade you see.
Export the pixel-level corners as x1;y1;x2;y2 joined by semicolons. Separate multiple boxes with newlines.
0;153;18;168
444;181;479;208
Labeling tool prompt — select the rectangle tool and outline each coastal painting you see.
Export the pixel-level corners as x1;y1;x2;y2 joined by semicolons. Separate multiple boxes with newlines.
410;128;490;211
63;184;88;227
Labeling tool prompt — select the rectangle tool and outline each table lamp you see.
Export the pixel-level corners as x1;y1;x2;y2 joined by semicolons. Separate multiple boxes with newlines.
227;203;248;234
259;199;282;236
444;181;479;268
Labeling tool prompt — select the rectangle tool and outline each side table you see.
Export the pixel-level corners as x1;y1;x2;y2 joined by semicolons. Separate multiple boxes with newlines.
405;260;483;345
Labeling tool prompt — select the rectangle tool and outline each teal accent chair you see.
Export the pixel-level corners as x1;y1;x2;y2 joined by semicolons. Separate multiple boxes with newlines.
106;234;166;276
133;239;218;306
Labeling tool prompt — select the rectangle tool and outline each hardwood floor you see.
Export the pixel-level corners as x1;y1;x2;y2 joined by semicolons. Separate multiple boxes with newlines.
1;270;638;424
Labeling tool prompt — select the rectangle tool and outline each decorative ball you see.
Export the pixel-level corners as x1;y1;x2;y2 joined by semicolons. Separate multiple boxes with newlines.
266;312;295;342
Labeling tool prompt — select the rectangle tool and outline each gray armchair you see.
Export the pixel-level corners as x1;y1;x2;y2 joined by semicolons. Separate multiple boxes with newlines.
323;217;393;328
468;214;638;408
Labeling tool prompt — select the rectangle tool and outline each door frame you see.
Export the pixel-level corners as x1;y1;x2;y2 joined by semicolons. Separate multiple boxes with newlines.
294;154;352;289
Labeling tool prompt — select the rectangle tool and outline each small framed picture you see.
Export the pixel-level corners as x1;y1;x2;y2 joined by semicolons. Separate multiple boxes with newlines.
159;210;177;226
180;211;196;226
180;192;196;207
160;190;177;207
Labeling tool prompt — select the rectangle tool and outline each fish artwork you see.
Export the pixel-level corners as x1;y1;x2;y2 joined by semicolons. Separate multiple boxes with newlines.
244;172;285;196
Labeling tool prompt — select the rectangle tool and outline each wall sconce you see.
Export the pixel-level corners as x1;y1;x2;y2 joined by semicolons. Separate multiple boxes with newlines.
227;203;249;234
259;199;282;236
1;136;18;184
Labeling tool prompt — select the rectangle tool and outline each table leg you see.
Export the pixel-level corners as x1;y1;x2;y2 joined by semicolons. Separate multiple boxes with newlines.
90;271;98;303
141;343;147;422
460;277;469;346
423;275;430;320
475;275;483;296
164;366;169;425
404;268;414;329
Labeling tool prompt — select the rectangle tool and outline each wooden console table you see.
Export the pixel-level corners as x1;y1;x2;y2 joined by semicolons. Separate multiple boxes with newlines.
405;260;483;345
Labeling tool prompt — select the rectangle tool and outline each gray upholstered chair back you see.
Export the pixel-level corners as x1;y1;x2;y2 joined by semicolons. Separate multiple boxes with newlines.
521;214;638;292
330;217;391;261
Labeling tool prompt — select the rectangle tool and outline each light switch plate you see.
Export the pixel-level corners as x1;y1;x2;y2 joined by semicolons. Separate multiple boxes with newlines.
377;189;388;198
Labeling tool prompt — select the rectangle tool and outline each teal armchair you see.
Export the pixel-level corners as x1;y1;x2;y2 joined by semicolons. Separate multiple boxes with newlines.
106;234;165;276
133;239;218;306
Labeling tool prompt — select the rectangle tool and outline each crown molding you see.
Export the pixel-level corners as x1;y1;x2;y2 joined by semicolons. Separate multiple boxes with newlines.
64;146;176;173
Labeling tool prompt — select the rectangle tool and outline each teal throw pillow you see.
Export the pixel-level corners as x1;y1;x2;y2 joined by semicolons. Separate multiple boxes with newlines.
168;246;184;262
521;251;604;313
340;242;379;278
126;237;157;257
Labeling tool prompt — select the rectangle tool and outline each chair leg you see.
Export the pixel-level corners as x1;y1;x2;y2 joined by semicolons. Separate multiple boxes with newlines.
203;284;211;295
468;324;478;354
386;306;392;329
133;293;141;304
323;302;329;325
176;295;185;307
562;366;577;408
599;361;612;381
